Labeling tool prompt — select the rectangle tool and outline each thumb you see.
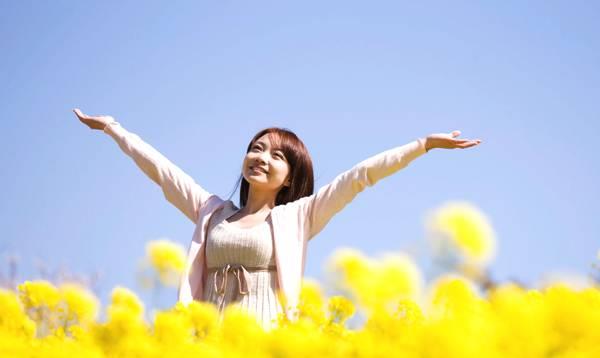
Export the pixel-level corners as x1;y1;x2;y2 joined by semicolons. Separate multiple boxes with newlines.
451;130;461;137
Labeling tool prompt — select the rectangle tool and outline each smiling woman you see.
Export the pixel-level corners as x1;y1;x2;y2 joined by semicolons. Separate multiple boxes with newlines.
237;127;315;211
72;107;482;329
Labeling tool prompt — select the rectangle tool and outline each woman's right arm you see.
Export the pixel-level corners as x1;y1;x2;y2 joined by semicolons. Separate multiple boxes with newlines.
73;109;212;223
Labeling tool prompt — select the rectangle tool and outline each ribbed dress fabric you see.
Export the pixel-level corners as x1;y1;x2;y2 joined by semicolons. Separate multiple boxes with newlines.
203;203;284;331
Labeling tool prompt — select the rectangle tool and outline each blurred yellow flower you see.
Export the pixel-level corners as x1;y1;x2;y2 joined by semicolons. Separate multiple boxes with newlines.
142;239;186;287
425;201;497;266
2;204;600;356
0;289;36;338
1;269;600;356
17;280;61;309
326;248;422;312
108;286;145;319
172;301;219;340
426;274;480;314
152;310;192;345
298;278;326;325
327;296;355;324
58;283;100;325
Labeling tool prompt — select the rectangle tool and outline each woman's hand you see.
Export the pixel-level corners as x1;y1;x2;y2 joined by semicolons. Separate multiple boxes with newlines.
425;130;482;151
72;108;115;130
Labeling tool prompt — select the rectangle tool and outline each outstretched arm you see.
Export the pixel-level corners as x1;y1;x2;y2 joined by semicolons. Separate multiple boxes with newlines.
295;131;481;240
73;108;212;223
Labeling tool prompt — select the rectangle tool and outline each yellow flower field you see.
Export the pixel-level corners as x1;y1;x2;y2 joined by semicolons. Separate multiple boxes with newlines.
2;270;600;357
1;201;598;357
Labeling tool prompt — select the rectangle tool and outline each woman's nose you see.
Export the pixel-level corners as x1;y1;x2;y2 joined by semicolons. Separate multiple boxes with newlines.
257;152;270;164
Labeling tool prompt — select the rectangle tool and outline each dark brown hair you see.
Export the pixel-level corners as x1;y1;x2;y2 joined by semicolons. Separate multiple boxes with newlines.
229;127;314;207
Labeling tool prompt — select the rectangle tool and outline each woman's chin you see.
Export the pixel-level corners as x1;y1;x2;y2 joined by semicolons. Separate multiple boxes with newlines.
245;176;267;185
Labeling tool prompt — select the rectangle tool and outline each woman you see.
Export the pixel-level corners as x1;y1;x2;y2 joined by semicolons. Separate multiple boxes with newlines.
73;108;481;330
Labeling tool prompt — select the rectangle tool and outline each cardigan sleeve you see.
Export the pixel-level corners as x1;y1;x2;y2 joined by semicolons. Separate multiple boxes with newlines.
296;138;428;240
103;120;212;224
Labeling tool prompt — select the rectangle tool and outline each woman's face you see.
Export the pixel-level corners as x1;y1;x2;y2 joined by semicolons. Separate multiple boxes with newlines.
242;134;291;192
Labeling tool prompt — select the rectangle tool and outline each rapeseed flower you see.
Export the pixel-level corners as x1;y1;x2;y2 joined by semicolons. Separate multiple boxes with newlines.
326;248;422;312
425;201;497;267
143;239;186;287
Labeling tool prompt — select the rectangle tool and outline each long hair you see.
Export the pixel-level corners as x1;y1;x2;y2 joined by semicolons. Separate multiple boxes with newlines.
228;127;314;207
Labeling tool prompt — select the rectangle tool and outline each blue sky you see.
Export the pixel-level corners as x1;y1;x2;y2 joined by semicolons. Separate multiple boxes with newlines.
1;1;599;313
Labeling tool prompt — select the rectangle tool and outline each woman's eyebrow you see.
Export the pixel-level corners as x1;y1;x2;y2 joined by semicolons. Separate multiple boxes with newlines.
256;140;283;153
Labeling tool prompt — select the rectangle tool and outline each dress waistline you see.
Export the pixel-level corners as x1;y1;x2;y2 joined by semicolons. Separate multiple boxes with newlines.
206;264;277;311
207;264;277;273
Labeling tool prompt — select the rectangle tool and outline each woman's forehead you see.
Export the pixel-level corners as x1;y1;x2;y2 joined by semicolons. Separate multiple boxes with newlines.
256;133;271;144
256;133;282;148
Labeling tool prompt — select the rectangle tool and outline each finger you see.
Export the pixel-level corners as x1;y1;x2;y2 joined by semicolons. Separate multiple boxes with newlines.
73;108;87;119
454;142;472;148
460;141;479;148
451;130;461;137
455;138;480;144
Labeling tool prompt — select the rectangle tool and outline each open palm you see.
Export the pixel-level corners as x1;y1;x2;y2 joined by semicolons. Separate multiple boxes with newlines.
426;130;482;151
72;108;114;130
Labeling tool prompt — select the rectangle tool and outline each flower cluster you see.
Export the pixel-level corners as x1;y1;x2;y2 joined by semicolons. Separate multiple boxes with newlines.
1;201;598;356
1;276;599;357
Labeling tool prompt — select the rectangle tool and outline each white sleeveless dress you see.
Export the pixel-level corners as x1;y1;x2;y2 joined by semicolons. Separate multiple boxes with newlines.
203;202;285;331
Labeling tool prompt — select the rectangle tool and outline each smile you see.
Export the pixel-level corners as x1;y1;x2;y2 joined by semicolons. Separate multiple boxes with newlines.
250;166;268;174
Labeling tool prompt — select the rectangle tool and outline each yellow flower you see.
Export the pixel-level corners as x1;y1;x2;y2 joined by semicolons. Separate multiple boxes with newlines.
219;305;267;353
92;287;150;356
152;310;192;345
144;239;186;287
326;248;422;311
172;301;219;340
375;253;423;301
425;201;497;266
298;278;326;325
17;280;61;309
0;288;36;338
107;286;145;319
425;274;483;318
58;283;99;325
327;295;355;324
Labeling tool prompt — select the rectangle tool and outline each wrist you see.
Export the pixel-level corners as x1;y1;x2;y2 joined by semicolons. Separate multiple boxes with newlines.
424;137;433;152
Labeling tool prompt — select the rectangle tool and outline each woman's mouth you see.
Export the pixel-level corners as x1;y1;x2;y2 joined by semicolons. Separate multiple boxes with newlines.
250;166;268;174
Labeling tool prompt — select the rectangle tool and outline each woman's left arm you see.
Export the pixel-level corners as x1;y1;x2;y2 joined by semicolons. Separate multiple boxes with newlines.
294;130;481;240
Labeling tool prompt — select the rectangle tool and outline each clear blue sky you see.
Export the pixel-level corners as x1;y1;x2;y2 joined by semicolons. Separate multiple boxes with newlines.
1;1;599;313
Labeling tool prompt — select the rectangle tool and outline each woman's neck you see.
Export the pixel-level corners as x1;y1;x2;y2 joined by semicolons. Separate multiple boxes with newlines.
243;187;277;214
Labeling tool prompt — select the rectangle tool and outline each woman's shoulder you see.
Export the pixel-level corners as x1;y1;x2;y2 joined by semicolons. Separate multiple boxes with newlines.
205;200;238;229
197;195;229;222
274;195;313;214
216;200;238;217
223;199;238;209
271;197;313;222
